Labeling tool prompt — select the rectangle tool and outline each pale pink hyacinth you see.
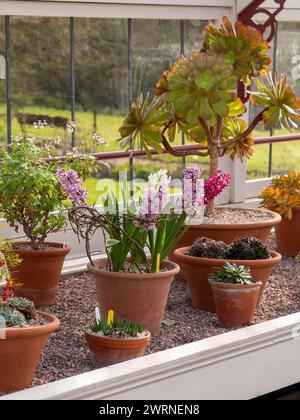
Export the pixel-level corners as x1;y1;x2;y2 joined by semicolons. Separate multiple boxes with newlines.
136;170;170;230
56;168;88;206
182;168;205;217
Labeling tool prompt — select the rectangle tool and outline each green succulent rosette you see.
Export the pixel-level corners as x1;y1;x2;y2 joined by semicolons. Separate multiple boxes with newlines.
204;16;271;85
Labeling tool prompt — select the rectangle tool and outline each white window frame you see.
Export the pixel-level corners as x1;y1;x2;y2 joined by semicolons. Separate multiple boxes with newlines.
0;0;234;19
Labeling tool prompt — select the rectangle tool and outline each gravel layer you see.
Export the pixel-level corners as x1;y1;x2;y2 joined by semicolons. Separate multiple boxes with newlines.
202;207;277;224
2;236;294;390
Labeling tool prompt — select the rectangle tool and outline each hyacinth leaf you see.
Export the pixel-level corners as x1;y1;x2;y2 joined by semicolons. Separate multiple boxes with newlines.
118;93;170;155
250;73;300;131
222;117;254;160
204;16;271;83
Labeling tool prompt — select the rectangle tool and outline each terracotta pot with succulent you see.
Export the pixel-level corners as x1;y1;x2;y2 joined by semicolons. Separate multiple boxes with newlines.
0;137;94;306
59;169;186;336
260;172;300;257
118;17;300;242
0;244;59;393
174;236;281;312
209;263;261;328
85;308;150;368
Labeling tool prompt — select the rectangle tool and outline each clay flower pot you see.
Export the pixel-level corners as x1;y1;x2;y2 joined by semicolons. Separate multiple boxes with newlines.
173;247;281;312
10;242;70;307
275;207;300;257
170;208;281;272
209;279;261;328
85;330;151;368
88;259;180;336
0;312;60;393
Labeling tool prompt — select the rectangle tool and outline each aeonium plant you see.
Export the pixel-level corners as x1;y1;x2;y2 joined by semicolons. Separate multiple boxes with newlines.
58;169;191;273
0;136;94;250
118;17;300;214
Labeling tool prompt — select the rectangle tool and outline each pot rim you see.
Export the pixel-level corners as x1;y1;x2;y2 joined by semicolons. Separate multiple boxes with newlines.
2;312;60;339
183;207;281;230
13;241;71;256
88;258;180;279
85;330;151;348
85;329;151;341
173;247;282;267
208;278;262;290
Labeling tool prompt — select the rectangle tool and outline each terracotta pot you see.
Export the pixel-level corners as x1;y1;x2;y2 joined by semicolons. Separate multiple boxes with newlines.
209;279;261;328
85;330;151;368
10;242;70;307
275;207;300;257
88;259;180;336
170;208;281;274
0;312;60;393
173;247;281;312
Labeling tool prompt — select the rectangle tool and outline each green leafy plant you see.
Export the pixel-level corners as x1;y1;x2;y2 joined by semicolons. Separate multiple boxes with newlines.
118;17;300;214
91;317;145;338
227;237;270;260
209;262;254;285
0;137;94;249
260;172;300;219
64;170;188;273
188;237;228;259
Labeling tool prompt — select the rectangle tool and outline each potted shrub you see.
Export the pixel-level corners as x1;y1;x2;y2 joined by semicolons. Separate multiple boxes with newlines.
174;236;281;312
117;17;300;242
85;309;150;367
209;262;261;328
0;248;60;393
0;137;93;306
260;172;300;256
59;169;188;335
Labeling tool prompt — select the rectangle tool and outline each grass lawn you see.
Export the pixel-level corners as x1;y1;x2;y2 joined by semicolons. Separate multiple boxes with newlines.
0;105;299;184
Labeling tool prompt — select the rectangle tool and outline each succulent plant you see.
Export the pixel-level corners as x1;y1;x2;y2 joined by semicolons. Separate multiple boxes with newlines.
164;52;237;127
0;305;27;328
227;237;270;260
203;16;271;84
188;237;229;259
209;262;254;285
251;73;300;131
260;172;300;219
118;17;300;215
6;297;37;320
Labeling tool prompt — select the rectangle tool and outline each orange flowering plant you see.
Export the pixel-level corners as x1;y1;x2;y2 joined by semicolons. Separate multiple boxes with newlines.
260;172;300;220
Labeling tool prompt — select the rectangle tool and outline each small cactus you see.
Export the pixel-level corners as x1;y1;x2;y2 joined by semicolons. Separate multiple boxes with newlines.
188;237;229;259
227;237;270;260
6;297;36;320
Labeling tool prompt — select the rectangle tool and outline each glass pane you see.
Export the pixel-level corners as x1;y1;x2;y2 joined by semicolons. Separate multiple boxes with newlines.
75;18;128;153
9;16;70;153
0;16;6;148
248;22;300;180
184;19;207;56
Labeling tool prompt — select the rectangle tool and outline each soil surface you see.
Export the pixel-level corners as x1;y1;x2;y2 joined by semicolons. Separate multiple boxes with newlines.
202;207;277;224
23;236;300;390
